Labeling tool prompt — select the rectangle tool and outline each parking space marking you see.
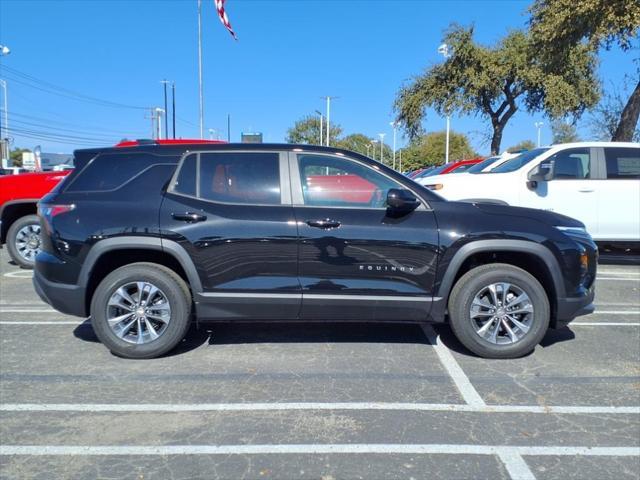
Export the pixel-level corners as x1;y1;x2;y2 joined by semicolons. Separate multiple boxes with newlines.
596;277;640;281
593;311;640;315
573;322;640;326
2;271;33;279
1;444;638;457
421;324;486;407
2;403;638;414
498;451;536;480
0;321;85;325
0;309;58;313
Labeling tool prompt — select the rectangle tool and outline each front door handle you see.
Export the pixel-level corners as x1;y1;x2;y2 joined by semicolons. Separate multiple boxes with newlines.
578;189;594;193
306;219;341;229
172;212;207;223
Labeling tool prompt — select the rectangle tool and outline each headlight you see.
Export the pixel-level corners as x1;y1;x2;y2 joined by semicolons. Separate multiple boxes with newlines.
555;226;588;236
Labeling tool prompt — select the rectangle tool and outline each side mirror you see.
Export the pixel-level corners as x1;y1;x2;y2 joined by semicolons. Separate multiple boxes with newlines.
387;188;420;212
528;160;555;182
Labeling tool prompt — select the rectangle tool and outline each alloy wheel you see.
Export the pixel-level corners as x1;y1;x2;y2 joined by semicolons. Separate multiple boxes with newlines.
15;224;41;262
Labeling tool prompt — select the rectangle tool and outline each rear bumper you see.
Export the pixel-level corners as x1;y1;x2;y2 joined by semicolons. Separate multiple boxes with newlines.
33;268;87;317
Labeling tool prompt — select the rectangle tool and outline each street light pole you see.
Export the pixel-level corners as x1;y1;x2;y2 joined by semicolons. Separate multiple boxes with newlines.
161;80;170;140
0;44;10;158
197;0;204;139
378;133;386;164
389;121;398;170
371;140;378;161
171;82;176;139
321;96;338;146
315;110;323;146
535;122;544;147
438;43;451;165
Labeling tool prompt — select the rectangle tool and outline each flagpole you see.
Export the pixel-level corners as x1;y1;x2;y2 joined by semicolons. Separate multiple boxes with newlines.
197;0;204;139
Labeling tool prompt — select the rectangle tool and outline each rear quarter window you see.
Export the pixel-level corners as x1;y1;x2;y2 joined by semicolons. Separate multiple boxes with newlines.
65;152;175;192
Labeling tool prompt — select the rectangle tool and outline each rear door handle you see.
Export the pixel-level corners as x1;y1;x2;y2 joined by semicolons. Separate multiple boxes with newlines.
306;219;341;229
172;212;207;223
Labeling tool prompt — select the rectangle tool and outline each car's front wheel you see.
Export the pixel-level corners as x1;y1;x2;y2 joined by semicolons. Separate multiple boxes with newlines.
6;214;42;269
448;263;550;359
90;263;192;359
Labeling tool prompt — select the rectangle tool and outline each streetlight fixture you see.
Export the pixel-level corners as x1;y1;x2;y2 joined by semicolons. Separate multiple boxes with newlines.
378;133;386;164
389;121;399;170
438;43;451;165
535;122;544;147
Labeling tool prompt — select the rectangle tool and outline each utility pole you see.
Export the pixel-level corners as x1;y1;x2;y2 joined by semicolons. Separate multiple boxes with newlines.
321;96;338;146
161;80;170;140
227;114;231;142
171;82;176;139
197;0;204;139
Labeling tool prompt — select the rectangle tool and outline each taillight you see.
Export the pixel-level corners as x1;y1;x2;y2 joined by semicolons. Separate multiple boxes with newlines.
39;204;75;219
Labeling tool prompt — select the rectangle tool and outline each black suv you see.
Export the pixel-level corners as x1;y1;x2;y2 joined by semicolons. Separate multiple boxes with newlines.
34;142;597;359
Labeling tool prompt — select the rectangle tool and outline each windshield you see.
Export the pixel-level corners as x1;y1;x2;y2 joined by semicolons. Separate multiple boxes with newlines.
491;148;551;173
417;164;448;178
467;156;499;173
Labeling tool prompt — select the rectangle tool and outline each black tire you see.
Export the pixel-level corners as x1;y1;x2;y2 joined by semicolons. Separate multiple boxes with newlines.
6;214;41;269
90;262;192;359
448;263;550;359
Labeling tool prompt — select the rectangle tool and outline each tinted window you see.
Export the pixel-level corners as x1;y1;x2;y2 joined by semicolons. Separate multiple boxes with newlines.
451;163;474;173
298;154;403;208
550;148;590;179
492;148;550;173
173;154;197;196
605;147;640;179
198;152;280;204
467;156;499;173
418;164;448;178
66;153;158;192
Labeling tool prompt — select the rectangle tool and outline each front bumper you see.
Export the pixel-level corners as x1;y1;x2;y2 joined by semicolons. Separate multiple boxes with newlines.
553;283;595;328
33;268;87;317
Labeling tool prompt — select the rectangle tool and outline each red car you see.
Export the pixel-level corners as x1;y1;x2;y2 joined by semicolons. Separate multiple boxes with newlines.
0;170;71;268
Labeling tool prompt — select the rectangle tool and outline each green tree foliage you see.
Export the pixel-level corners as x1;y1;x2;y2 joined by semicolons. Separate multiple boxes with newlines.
394;25;599;155
9;148;30;167
529;0;640;141
507;140;536;153
551;120;580;144
398;131;477;171
285;115;342;145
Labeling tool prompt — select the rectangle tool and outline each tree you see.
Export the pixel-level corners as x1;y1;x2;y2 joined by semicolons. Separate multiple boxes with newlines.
10;148;30;167
336;133;374;156
589;83;640;142
529;0;640;141
398;131;477;171
551;120;580;144
507;140;536;153
286;114;342;145
394;25;598;155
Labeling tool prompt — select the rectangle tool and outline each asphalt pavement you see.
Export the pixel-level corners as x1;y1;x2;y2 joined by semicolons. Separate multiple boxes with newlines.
0;248;638;480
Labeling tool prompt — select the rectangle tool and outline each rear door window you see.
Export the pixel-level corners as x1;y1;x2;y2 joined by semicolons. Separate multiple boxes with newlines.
605;147;640;179
171;152;282;205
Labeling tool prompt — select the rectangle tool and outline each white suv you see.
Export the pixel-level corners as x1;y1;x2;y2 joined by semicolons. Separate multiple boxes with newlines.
418;142;640;242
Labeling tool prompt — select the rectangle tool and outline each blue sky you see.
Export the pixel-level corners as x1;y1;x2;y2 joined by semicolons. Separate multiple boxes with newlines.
0;0;636;155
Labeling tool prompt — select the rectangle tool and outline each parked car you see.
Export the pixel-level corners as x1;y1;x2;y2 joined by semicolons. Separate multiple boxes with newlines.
418;142;640;243
413;158;485;180
0;167;29;175
35;141;596;359
422;152;521;186
0;170;71;268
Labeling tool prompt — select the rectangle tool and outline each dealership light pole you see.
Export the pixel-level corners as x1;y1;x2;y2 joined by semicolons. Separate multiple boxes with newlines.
315;110;323;146
535;121;544;147
0;44;10;157
438;43;451;164
371;140;378;161
321;96;338;146
197;0;204;139
389;121;398;170
378;133;386;164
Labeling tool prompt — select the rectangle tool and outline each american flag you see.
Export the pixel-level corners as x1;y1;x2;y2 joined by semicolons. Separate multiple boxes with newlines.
214;0;238;40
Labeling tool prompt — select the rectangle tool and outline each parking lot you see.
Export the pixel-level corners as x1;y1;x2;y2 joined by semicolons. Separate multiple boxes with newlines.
0;248;638;480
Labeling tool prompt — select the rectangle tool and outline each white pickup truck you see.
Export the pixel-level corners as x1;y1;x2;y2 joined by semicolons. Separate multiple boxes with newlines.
417;142;640;243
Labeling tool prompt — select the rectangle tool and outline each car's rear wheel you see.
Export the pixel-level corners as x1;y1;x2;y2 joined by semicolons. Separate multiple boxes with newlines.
448;263;550;359
90;263;192;359
6;214;41;269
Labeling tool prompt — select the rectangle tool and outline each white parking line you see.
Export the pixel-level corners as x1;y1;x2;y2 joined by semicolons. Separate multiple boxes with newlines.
0;309;58;313
1;403;638;414
596;277;640;281
0;321;84;325
1;444;637;457
573;322;640;326
421;324;486;407
498;451;536;480
592;311;640;315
